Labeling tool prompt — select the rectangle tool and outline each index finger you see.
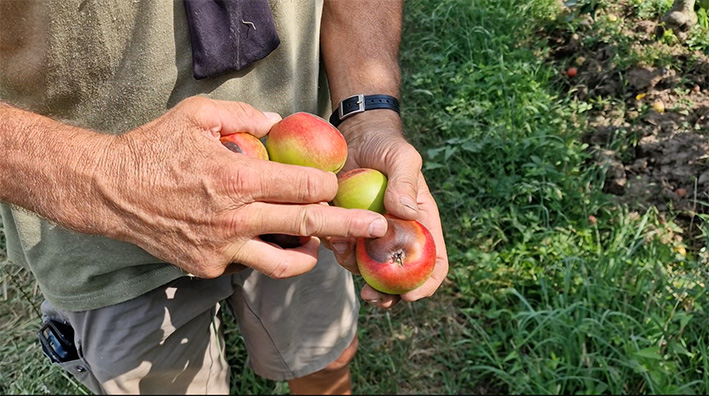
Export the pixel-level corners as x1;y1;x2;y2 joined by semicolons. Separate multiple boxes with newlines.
189;97;281;139
247;202;388;239
224;158;340;205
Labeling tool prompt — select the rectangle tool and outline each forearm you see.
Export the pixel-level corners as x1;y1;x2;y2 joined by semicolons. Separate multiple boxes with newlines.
321;0;403;107
0;102;118;236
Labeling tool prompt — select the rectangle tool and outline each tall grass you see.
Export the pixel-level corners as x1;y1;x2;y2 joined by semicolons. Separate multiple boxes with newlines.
392;0;709;394
1;0;708;394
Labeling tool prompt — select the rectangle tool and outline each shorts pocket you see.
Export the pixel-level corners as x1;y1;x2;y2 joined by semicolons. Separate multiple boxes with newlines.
58;349;102;394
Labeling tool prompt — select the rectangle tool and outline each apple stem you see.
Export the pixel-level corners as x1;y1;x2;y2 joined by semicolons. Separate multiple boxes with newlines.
392;251;405;267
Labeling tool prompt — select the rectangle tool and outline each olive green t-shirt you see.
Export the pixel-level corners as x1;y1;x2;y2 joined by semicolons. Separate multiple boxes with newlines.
0;0;330;312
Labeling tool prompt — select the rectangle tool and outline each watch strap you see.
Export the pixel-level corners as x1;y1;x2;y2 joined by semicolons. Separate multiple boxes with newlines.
329;94;400;127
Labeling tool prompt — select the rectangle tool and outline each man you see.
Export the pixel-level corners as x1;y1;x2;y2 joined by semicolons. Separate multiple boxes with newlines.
0;0;449;394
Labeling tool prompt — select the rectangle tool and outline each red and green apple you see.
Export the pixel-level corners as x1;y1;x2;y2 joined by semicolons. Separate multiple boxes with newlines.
220;132;269;160
265;112;347;173
333;168;387;214
356;215;436;295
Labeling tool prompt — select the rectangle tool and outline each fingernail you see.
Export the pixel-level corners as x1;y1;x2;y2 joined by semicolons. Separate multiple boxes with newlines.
332;242;348;255
368;218;387;237
365;298;381;304
263;111;282;122
400;196;419;213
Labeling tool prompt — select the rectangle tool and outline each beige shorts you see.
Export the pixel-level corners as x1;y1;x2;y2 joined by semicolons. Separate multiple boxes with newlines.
40;246;359;394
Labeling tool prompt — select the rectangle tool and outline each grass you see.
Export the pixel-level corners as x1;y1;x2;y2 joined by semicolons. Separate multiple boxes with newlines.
0;265;89;395
2;0;709;394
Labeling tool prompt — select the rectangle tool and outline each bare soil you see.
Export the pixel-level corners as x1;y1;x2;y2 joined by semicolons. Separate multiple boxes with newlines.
546;1;709;247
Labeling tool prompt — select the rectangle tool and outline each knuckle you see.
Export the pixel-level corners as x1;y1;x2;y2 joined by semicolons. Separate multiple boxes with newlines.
299;170;335;202
174;96;212;127
299;172;322;202
410;146;423;167
390;142;422;169
182;95;210;108
298;206;326;236
266;261;291;279
228;212;252;236
224;166;260;203
197;267;223;279
185;256;222;279
233;101;257;117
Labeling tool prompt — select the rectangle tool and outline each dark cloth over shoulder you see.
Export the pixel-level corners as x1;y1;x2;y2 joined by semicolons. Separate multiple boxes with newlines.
183;0;280;79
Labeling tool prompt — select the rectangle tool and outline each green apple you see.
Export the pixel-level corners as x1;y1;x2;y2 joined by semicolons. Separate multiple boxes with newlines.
333;168;387;214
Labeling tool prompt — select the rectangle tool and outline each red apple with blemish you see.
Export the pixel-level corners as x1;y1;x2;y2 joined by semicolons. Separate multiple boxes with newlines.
333;168;387;214
220;132;269;160
265;112;347;173
356;215;436;295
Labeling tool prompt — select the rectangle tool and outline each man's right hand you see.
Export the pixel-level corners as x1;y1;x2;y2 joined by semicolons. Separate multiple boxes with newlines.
0;97;388;279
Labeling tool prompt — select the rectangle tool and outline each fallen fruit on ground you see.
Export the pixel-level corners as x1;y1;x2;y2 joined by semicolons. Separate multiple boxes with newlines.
333;168;387;214
356;215;436;295
652;100;665;113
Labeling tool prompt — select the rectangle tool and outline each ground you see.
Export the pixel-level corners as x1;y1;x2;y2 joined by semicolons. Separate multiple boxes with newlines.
546;0;709;249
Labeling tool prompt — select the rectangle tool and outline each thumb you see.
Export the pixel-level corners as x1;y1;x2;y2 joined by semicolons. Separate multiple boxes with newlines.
383;146;422;220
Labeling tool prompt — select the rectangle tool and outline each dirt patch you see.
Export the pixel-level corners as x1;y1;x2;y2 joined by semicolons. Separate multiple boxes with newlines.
545;0;709;245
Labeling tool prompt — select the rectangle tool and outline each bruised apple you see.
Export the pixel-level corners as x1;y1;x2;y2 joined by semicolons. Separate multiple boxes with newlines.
220;132;269;160
219;132;310;249
333;168;387;214
265;112;347;173
356;215;436;295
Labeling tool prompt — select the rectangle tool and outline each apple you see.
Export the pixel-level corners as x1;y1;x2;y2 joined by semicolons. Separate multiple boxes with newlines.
566;67;578;78
220;132;310;248
265;112;347;173
652;100;665;114
333;168;387;214
220;132;269;160
260;233;311;249
356;215;436;295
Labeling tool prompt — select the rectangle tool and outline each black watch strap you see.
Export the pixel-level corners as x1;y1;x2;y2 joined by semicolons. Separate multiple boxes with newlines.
329;94;400;127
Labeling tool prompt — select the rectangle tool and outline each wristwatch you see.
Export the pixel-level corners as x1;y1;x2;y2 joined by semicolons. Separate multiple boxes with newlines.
329;94;400;127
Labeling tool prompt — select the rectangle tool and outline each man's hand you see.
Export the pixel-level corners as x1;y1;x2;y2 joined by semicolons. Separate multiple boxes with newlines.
326;111;450;309
320;0;447;308
0;97;388;279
